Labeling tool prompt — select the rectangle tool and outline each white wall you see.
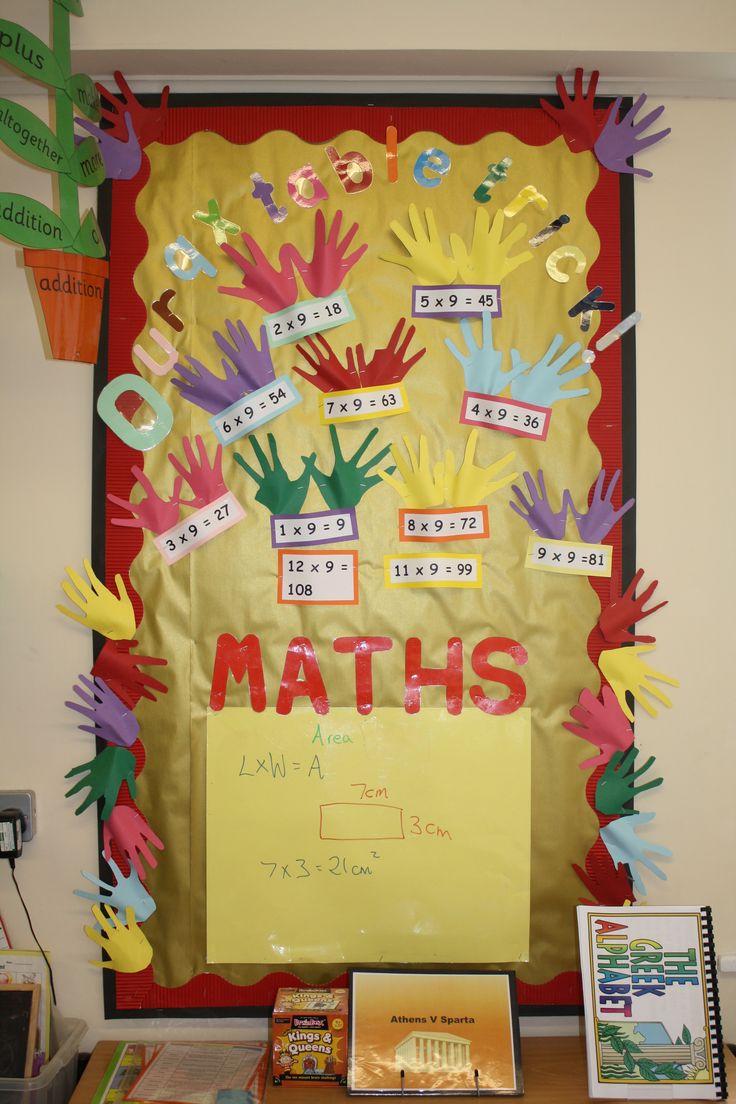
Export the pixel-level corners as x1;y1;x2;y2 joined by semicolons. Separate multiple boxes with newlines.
1;0;735;1053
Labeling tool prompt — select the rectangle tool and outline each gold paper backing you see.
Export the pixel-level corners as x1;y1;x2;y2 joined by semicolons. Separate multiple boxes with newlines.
126;127;603;988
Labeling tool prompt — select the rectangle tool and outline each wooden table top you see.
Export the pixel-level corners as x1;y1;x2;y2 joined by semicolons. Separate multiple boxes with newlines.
72;1037;734;1104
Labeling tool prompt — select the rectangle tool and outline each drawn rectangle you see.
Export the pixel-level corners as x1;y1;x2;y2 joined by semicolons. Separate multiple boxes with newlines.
320;803;405;840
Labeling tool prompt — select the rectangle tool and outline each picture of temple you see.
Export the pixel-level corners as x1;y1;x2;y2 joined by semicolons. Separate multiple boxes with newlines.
395;1030;473;1073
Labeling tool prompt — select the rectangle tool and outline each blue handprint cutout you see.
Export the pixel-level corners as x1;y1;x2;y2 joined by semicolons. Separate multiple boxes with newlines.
75;855;156;923
510;334;590;407
601;811;672;897
445;311;526;397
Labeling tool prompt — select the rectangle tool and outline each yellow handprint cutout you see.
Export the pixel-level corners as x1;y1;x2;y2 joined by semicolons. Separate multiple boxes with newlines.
382;204;457;285
378;435;445;507
445;430;517;506
450;208;533;284
57;559;136;640
599;645;679;721
84;904;153;972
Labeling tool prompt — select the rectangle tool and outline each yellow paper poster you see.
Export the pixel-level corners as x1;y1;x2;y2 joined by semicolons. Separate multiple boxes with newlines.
206;706;530;964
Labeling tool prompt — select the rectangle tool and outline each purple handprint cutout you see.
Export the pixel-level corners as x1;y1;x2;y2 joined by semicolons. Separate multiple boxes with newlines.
75;110;142;180
213;321;275;392
65;674;140;749
566;469;634;544
509;470;569;539
594;94;670;178
172;354;250;414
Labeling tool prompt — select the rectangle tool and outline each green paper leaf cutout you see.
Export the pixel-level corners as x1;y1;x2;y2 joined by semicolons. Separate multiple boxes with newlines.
67;73;100;121
0;98;70;174
73;208;106;258
0;21;66;89
69;136;106;187
0;192;74;248
54;0;85;15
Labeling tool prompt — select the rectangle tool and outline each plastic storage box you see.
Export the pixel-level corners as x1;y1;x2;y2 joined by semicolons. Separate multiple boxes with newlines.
0;1015;86;1104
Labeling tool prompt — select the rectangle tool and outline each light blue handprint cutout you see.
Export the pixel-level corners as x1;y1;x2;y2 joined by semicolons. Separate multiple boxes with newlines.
601;811;672;896
510;334;590;407
74;855;156;923
445;311;526;397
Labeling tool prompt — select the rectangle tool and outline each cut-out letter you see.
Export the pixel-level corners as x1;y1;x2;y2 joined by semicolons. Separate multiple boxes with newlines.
97;374;173;451
164;235;217;281
413;147;451;188
334;637;393;715
151;289;184;332
325;146;373;194
404;637;463;715
132;328;178;377
286;164;329;209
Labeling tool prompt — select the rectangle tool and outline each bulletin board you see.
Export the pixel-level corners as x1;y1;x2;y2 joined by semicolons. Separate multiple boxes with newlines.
93;93;635;1017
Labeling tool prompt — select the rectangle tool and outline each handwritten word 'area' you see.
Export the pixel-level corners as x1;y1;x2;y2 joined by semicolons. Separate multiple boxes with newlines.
209;634;528;716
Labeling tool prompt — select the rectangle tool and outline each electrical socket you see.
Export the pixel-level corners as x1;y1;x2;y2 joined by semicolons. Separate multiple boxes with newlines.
0;791;36;842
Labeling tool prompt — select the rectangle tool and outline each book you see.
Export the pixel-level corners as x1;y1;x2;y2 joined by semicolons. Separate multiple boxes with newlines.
124;1042;269;1104
90;1042;162;1104
577;905;727;1099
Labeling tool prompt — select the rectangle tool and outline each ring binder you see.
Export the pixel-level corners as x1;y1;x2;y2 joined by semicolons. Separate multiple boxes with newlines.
701;906;728;1100
577;904;728;1099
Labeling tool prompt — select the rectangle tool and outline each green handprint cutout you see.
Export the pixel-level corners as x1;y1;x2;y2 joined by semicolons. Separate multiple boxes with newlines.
595;746;663;817
234;433;316;515
65;746;136;820
308;425;394;510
